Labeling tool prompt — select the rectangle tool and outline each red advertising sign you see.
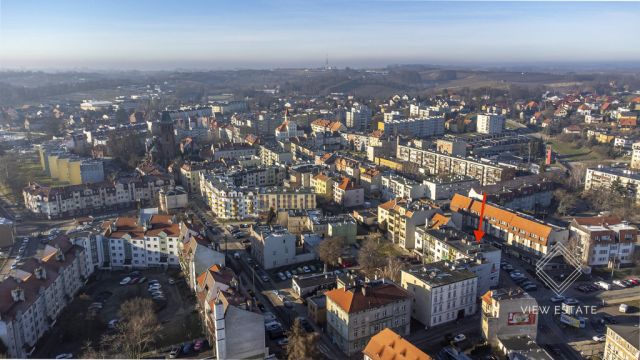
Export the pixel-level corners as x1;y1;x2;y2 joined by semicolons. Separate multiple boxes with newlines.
507;312;536;326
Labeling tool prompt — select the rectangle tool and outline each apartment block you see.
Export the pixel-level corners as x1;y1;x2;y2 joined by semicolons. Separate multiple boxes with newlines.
380;173;426;201
631;142;640;170
378;198;440;250
0;217;15;248
333;178;364;208
326;281;411;356
585;166;640;204
397;143;515;186
258;186;316;212
401;262;477;328
481;288;538;346
422;174;479;201
199;173;257;220
477;113;505;134
414;227;501;295
346;103;371;132
0;237;93;358
259;142;293;166
250;225;315;269
569;216;638;267
311;173;335;200
604;324;640;360
379;117;445;138
211;143;256;160
450;194;569;260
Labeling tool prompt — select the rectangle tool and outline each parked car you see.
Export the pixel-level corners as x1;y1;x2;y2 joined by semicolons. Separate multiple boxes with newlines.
523;284;537;291
108;319;119;329
55;353;73;359
264;312;277;323
303;266;311;273
277;338;289;346
592;334;606;342
119;277;132;285
181;342;192;354
613;280;627;288
619;304;629;313
168;277;176;285
277;272;286;281
563;298;579;306
309;264;317;272
285;271;292;279
550;295;566;303
453;334;466;342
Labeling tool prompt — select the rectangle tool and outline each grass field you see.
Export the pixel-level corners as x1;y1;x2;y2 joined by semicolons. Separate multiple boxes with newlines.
546;138;604;161
0;155;67;202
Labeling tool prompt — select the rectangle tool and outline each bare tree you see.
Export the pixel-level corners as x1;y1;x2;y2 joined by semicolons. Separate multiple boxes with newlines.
80;339;104;359
285;318;321;360
380;256;406;283
554;189;576;216
317;237;345;272
358;239;386;279
103;298;161;359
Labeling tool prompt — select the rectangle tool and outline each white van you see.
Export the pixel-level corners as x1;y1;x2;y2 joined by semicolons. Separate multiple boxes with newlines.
596;281;612;290
619;303;629;313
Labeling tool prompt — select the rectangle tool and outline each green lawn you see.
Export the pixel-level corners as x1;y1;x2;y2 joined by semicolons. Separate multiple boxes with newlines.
546;138;603;161
0;156;67;202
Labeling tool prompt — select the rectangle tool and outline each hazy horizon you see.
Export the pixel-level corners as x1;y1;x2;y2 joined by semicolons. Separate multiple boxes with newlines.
1;0;639;71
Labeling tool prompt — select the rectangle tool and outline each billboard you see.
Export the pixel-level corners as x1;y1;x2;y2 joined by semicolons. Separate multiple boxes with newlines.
507;312;536;326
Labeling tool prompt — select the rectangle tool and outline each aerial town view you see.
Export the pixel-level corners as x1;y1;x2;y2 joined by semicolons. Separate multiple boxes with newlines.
0;1;639;359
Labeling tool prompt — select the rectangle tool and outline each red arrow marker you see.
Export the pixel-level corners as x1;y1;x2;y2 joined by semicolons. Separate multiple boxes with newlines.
473;192;487;243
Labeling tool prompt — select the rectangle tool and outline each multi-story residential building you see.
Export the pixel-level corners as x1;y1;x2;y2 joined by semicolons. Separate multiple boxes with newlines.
259;142;293;166
346;103;371;132
250;225;315;269
274;119;304;141
363;328;433;360
396;142;515;186
158;186;188;213
481;288;538;346
333;178;364;208
310;119;345;135
23;175;175;219
379;117;445;138
476;113;505;134
400;262;477;328
211;143;256;160
378;198;440;250
311;173;336;200
226;166;285;188
450;194;569;261
569;216;638;268
325;281;411;356
631;142;640;170
603;324;640;360
585;166;640;204
100;212;182;268
422;175;479;201
468;175;554;212
180;234;225;291
180;161;225;193
199;174;257;220
335;157;361;180
0;217;15;247
194;264;267;359
307;212;358;244
0;237;93;358
414;227;501;295
360;167;382;195
258;187;316;212
380;173;426;201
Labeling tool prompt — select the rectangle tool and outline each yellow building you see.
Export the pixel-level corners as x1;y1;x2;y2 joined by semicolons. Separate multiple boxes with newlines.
57;157;71;182
374;156;404;171
311;173;335;200
68;160;83;185
48;154;61;179
597;133;615;144
604;325;640;360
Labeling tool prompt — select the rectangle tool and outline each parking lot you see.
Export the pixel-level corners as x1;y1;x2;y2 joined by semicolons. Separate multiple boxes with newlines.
33;269;205;359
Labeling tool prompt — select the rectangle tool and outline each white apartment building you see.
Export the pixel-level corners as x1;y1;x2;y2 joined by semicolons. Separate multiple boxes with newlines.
98;212;182;268
249;225;315;270
0;237;92;359
346;103;372;132
585;166;640;204
380;173;426;201
199;173;258;220
422;174;479;200
380;117;445;138
477;113;505;134
325;282;411;356
415;227;501;295
569;216;638;268
631;142;640;170
400;262;478;328
22;175;175;219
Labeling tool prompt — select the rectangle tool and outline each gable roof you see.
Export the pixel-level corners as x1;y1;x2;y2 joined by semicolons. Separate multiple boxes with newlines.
363;328;432;360
325;283;409;314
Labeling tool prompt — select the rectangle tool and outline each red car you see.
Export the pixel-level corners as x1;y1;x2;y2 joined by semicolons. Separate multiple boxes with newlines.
193;339;204;352
129;277;140;284
630;279;639;286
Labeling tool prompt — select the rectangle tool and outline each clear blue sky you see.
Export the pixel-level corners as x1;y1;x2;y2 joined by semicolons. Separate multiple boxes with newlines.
0;0;638;70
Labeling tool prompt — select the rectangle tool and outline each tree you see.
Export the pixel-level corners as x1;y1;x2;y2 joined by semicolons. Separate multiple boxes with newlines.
285;318;321;360
267;207;277;225
357;239;386;279
107;132;145;169
554;189;576;216
317;237;345;272
103;298;161;359
379;256;406;283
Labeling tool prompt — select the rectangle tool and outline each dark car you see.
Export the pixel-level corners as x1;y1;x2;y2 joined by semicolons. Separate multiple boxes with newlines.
182;342;192;354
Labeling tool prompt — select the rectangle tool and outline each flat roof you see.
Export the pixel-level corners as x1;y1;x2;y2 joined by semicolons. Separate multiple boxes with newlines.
403;261;476;287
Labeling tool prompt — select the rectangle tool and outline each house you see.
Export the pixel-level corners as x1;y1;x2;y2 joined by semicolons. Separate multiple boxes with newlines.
378;198;440;250
569;216;638;268
481;288;538;346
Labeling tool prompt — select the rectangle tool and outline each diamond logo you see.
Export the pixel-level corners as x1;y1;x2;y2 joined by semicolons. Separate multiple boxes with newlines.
536;243;583;296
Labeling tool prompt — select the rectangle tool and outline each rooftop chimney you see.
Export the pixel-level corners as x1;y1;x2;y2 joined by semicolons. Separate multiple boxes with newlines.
11;288;25;302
